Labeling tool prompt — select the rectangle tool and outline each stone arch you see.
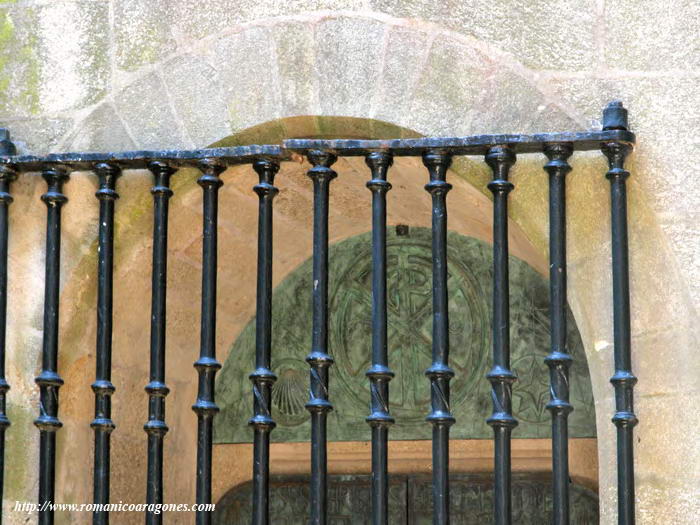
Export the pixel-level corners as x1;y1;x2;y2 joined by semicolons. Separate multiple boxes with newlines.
63;11;589;154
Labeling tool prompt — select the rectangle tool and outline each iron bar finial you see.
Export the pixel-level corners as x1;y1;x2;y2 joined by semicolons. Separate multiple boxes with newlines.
603;101;629;131
0;129;16;156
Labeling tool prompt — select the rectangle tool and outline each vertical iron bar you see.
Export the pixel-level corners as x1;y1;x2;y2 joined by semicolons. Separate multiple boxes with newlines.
249;158;280;525
92;163;121;525
305;151;337;525
423;150;455;525
601;101;637;525
0;128;16;522
144;161;175;525
486;146;517;525
365;152;394;525
35;166;69;525
193;160;225;525
543;143;574;525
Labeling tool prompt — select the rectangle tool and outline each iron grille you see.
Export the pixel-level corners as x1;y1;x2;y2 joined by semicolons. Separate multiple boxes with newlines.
0;101;637;525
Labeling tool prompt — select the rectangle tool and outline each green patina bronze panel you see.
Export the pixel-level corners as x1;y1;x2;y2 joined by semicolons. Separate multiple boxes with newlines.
213;474;598;524
214;228;595;443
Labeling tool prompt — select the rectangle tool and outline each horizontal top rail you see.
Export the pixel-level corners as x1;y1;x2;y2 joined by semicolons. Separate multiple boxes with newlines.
284;130;636;156
0;144;287;172
0;130;635;172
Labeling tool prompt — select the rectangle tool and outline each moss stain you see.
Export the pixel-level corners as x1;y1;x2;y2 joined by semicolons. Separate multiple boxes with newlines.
0;7;41;115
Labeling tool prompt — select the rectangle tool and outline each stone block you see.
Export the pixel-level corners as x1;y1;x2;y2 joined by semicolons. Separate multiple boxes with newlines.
168;0;368;42
0;1;109;117
468;68;547;134
161;54;231;147
0;6;42;117
632;325;700;396
547;76;700;215
0;117;72;154
64;102;135;152
406;36;491;135
114;71;189;149
635;482;700;524
209;26;281;132
370;0;597;70
314;16;387;117
520;103;584;133
658;211;700;310
371;24;432;125
605;0;700;70
114;0;176;71
33;1;110;112
635;392;700;483
273;21;317;117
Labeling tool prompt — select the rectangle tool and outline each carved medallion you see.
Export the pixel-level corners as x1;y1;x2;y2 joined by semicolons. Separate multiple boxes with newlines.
331;233;488;425
214;228;595;443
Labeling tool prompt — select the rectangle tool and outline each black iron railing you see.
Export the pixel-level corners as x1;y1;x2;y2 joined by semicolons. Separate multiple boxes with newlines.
0;102;637;525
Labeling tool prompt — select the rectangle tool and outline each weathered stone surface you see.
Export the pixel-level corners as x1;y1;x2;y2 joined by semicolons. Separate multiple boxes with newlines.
169;0;368;43
169;0;238;42
634;392;700;483
407;37;491;135
0;6;43;117
65;103;134;152
209;26;281;132
314;16;387;117
468;68;546;134
114;0;176;71
604;0;700;70
0;2;109;117
369;0;598;70
34;1;109;112
0;117;72;154
371;25;432;125
161;54;230;147
636;483;700;525
526;103;585;133
273;21;317;117
114;71;189;149
658;212;700;308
